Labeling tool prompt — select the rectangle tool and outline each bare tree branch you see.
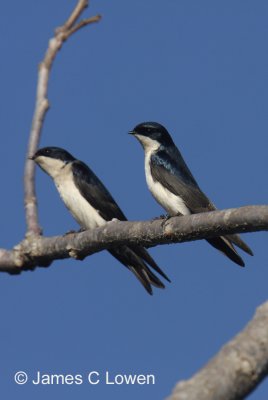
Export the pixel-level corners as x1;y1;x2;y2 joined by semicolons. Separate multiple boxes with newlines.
24;0;101;237
5;2;268;399
0;205;266;273
62;0;89;30
167;300;268;400
63;16;101;39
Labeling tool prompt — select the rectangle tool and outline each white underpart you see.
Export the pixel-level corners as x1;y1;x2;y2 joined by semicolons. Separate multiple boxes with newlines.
135;134;191;216
36;156;106;229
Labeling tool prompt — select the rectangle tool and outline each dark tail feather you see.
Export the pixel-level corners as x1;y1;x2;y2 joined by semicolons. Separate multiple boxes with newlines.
206;236;245;267
109;246;166;295
130;245;171;283
128;266;154;294
141;266;165;289
224;234;253;256
129;265;165;291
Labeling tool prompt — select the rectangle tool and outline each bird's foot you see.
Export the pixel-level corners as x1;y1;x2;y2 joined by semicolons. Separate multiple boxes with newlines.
153;214;172;227
153;214;171;221
63;229;76;236
63;228;86;236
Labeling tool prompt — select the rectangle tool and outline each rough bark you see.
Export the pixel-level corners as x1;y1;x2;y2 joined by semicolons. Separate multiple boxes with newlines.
2;2;268;400
168;301;268;400
0;205;267;273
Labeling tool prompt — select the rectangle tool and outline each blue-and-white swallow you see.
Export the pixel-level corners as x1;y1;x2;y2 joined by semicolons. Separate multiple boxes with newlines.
31;146;170;294
129;122;253;266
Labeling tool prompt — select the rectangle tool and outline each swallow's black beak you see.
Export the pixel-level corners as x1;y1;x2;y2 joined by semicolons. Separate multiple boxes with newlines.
28;154;36;160
128;130;136;135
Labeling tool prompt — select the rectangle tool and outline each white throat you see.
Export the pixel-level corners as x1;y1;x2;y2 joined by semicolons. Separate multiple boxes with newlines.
35;155;67;179
134;134;161;153
135;135;191;217
36;155;106;230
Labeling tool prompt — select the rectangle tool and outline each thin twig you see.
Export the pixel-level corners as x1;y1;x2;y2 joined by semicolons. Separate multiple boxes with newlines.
24;0;101;236
62;0;89;31
64;15;101;39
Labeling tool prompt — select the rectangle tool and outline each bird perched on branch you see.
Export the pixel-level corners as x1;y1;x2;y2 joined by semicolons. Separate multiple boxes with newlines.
129;121;253;266
31;146;170;295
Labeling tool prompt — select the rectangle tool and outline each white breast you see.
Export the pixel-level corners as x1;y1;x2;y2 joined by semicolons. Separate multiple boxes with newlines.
54;164;106;230
144;151;191;217
133;134;190;216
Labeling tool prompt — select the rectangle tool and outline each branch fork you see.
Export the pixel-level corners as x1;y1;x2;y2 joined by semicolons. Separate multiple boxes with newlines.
24;0;101;236
1;2;267;399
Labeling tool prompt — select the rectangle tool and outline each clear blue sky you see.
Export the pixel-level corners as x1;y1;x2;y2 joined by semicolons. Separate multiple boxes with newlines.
0;1;267;399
